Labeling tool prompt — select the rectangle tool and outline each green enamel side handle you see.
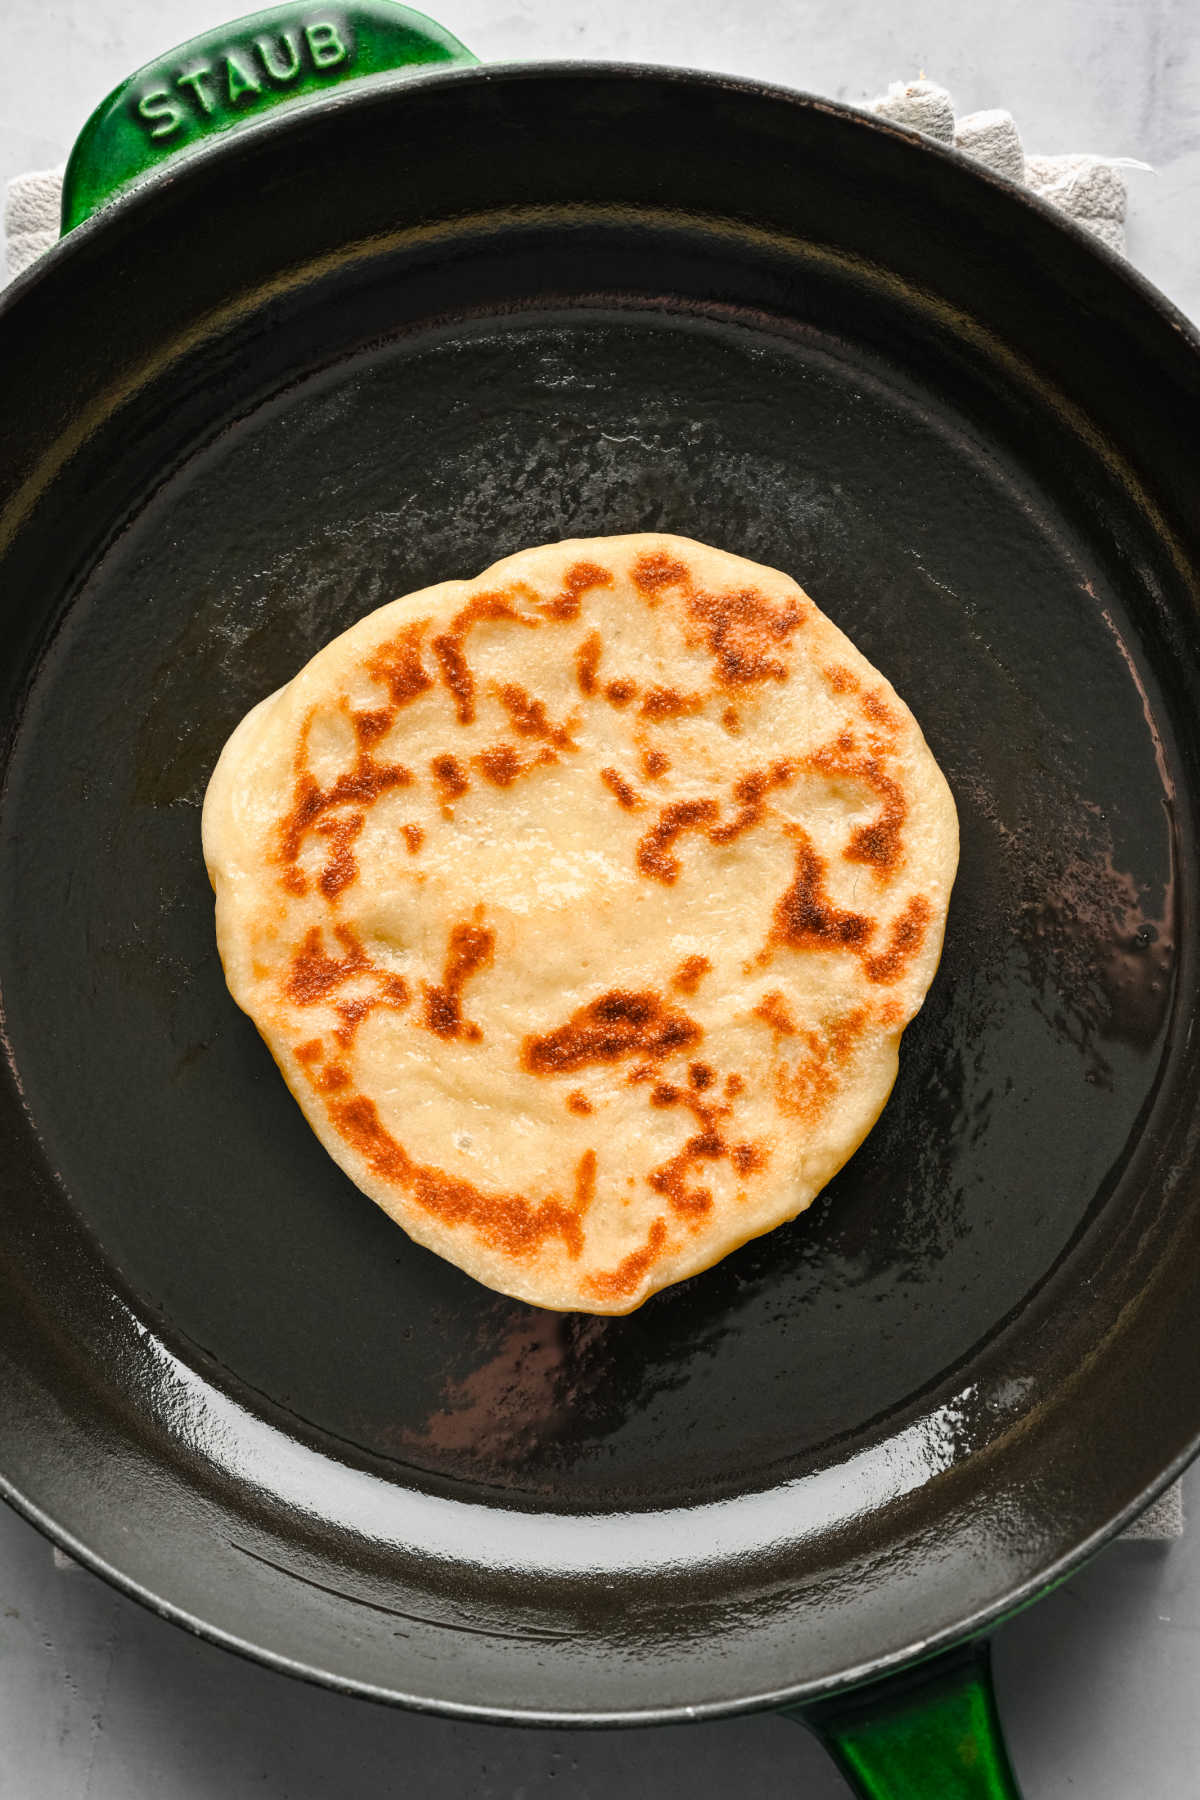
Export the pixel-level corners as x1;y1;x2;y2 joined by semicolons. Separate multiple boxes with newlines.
787;1640;1024;1799
60;0;477;233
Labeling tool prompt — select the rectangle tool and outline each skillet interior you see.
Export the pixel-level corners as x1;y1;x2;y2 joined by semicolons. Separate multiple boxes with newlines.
0;66;1198;1719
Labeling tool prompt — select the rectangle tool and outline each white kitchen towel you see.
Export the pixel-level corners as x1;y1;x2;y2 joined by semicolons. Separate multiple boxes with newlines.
1125;1486;1185;1540
0;88;1181;1541
3;164;63;281
866;77;1148;254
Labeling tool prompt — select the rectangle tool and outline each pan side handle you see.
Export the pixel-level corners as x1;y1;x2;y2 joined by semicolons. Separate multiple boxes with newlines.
60;1;477;233
785;1639;1023;1799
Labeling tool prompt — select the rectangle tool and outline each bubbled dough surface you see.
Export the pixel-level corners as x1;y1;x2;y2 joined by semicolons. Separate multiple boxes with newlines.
202;534;959;1313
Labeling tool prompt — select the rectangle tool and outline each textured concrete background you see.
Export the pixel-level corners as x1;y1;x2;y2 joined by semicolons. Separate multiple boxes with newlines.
2;1;1199;1794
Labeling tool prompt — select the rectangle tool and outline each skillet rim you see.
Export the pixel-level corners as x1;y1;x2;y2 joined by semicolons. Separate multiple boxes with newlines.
4;58;1198;363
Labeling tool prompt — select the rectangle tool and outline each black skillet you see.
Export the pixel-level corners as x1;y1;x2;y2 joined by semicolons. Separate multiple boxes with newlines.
2;5;1199;1793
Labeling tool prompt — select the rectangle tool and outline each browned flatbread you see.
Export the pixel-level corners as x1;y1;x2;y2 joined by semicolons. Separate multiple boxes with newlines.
202;534;958;1312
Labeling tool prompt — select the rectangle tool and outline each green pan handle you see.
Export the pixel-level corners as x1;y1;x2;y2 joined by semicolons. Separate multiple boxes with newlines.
60;1;476;233
787;1640;1023;1799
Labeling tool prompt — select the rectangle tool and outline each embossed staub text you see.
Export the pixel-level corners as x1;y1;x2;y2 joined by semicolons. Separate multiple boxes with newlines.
132;20;350;139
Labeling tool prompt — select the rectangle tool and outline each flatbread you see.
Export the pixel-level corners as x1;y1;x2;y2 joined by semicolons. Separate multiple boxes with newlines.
202;534;958;1312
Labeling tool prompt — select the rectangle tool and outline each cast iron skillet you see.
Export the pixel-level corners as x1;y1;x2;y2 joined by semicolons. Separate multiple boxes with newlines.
1;6;1199;1793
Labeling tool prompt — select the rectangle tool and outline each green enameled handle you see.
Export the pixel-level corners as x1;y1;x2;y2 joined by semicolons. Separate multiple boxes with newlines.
60;0;476;233
788;1641;1024;1799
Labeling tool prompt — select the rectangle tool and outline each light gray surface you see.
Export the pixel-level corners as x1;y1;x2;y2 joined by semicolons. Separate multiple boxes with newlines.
2;1;1199;1795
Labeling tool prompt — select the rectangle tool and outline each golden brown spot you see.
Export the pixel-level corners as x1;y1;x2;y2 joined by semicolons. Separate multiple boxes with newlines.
847;804;905;872
879;998;905;1027
295;1039;323;1065
431;637;474;724
672;954;711;995
333;973;412;1049
864;896;932;985
754;990;797;1036
326;1094;589;1259
316;811;365;900
568;559;613;593
423;920;495;1041
576;630;601;697
323;1093;400;1179
826;1006;869;1061
641;748;671;780
581;1217;669;1300
575;1148;597;1213
862;689;897;728
848;770;907;873
648;1134;719;1219
803;736;907;878
636;799;720;884
825;664;859;695
774;1046;836;1124
315;1061;351;1094
640;1068;744;1221
431;754;470;807
566;1090;594;1116
640;685;704;721
540;560;614;621
631;551;689;597
352;707;394;746
476;743;558;788
600;766;642;811
725;1072;745;1099
731;1142;766;1175
771;831;873;955
774;1006;869;1123
628;757;803;883
432;593;532;726
541;596;580;623
687;585;805;687
401;823;425;854
497;683;575;749
276;721;413;894
710;760;796;845
605;678;638;707
366;624;434;709
285;925;369;1006
523;990;702;1076
722;706;741;734
477;743;523;787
